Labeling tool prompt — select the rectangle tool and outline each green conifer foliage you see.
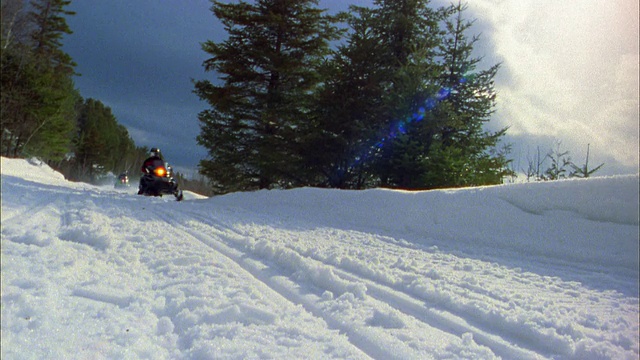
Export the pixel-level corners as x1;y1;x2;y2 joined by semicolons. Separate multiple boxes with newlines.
1;0;77;161
301;0;447;189
195;0;342;194
70;99;139;182
570;144;604;178
29;0;76;74
195;0;513;192
304;6;387;189
374;1;513;189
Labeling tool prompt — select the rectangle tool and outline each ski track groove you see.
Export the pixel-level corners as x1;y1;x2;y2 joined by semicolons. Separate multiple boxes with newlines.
0;183;64;225
0;197;57;227
166;208;555;360
331;267;545;360
152;206;402;360
278;241;556;359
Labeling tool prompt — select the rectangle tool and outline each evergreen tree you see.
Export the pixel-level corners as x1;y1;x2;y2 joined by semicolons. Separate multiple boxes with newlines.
23;75;80;160
375;1;512;188
1;46;39;156
420;1;512;187
71;98;139;182
0;0;77;161
1;1;144;182
372;0;446;188
1;0;38;157
308;0;446;189
29;0;76;74
304;6;387;188
195;0;342;194
570;143;604;178
543;141;572;181
74;99;110;180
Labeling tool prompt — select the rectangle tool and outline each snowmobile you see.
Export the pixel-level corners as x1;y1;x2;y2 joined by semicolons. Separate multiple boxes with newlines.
114;172;130;188
137;162;183;201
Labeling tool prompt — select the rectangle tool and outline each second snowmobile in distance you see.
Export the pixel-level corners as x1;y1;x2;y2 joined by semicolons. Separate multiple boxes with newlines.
114;172;130;188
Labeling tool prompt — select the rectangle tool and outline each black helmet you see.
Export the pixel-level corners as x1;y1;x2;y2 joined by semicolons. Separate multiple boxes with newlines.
150;147;161;157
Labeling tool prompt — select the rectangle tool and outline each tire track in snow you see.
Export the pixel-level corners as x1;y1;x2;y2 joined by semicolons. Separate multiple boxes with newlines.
316;251;595;359
0;184;79;247
160;209;512;359
275;241;556;359
0;197;58;227
174;209;556;359
157;209;423;360
330;267;544;360
279;238;561;359
246;235;544;360
0;181;64;225
125;206;308;355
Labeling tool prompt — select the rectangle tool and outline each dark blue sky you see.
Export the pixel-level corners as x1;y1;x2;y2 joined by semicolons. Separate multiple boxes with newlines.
62;0;639;177
63;0;218;174
62;0;377;176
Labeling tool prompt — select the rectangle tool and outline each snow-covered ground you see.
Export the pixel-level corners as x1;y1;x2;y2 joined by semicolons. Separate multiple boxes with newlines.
1;157;638;360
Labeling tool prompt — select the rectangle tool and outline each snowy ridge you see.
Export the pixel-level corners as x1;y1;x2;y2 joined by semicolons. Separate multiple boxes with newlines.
1;157;638;359
212;178;639;284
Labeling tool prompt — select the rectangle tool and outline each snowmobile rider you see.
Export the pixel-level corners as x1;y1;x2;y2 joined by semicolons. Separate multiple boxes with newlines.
141;147;164;174
138;147;165;195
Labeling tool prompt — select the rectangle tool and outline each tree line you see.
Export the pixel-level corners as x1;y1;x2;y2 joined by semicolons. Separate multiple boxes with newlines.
1;0;148;183
194;0;515;194
2;0;602;194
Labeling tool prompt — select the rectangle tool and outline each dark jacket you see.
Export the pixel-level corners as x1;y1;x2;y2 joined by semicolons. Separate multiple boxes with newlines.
141;156;164;174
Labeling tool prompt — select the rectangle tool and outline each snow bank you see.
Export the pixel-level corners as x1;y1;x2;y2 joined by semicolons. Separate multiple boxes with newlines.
210;175;639;288
5;157;67;182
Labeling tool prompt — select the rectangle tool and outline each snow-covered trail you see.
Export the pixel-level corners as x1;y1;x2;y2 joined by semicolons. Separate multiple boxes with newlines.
171;201;637;360
1;158;638;359
1;173;365;359
162;205;523;359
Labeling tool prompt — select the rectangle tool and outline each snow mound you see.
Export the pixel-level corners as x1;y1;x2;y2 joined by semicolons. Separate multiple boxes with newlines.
2;157;68;185
210;175;639;280
495;175;639;226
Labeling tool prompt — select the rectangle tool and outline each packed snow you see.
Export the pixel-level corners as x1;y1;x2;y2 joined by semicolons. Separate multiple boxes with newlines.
1;157;638;360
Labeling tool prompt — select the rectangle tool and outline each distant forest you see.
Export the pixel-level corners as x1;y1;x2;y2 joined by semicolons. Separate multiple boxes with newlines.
1;0;600;196
1;0;150;184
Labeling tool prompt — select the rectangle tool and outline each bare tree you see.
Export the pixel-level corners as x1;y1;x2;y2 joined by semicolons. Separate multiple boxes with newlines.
522;146;548;182
1;0;30;50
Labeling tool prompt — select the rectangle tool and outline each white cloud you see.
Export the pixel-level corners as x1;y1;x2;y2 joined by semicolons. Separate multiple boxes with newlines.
468;0;639;172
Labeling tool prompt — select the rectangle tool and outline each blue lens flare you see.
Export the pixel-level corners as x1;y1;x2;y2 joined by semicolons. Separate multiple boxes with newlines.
348;73;471;172
436;87;451;100
382;79;463;141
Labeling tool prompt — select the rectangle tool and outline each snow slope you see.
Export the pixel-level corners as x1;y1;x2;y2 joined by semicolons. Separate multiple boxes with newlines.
1;157;638;359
